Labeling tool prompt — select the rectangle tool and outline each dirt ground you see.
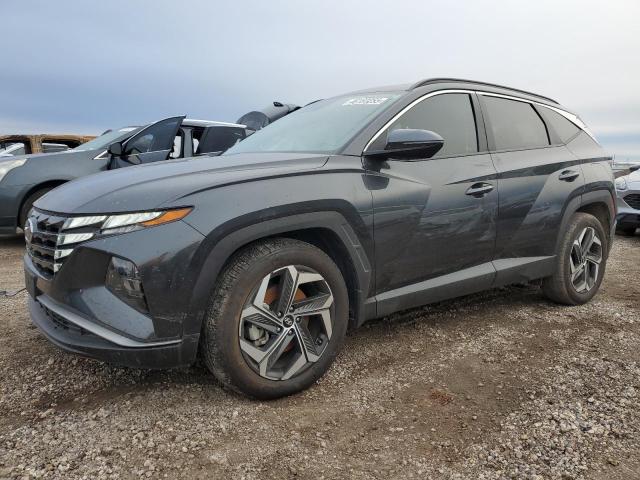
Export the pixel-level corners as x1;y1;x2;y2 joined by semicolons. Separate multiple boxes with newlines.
0;234;638;480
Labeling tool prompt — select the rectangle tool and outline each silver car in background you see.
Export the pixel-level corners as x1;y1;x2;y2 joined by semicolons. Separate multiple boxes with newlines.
615;165;640;235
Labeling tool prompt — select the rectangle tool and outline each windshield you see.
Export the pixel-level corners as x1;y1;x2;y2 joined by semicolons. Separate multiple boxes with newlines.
225;92;403;155
73;127;140;152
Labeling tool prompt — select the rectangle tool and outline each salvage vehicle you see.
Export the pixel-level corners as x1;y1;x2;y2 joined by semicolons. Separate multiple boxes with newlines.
614;164;640;235
24;78;615;399
0;134;95;156
1;114;262;235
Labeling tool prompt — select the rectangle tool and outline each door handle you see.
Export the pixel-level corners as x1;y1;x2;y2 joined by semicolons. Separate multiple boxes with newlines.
559;169;580;182
465;182;494;197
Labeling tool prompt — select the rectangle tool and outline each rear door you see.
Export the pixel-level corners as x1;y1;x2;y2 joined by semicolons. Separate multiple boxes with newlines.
479;94;585;281
111;116;184;169
368;92;498;312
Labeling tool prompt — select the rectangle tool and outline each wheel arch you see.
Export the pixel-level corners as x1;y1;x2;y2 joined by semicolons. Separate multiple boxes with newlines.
17;180;68;225
185;211;374;338
556;189;615;258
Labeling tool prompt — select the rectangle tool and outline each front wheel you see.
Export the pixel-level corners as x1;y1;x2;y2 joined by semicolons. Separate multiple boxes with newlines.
542;213;608;305
200;238;349;399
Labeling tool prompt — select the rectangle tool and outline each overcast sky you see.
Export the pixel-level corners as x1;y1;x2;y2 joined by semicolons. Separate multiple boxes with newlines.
1;0;639;160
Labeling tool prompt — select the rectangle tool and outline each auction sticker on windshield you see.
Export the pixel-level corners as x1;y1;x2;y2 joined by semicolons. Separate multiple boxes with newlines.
342;96;390;106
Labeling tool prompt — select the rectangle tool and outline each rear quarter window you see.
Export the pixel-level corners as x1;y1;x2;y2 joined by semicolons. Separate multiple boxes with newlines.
538;106;581;144
483;96;550;151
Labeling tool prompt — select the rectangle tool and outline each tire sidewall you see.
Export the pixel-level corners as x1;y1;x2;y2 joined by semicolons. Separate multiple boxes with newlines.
205;242;349;399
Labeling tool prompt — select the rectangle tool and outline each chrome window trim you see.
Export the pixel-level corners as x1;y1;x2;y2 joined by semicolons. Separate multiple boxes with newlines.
363;89;597;153
478;91;597;142
93;149;108;160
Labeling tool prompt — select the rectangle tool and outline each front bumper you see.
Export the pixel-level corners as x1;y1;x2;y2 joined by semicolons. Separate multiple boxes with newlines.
616;189;640;227
24;218;205;369
28;296;199;368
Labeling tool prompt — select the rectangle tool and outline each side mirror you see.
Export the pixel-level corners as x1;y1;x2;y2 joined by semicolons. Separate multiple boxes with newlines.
366;129;444;160
108;142;123;156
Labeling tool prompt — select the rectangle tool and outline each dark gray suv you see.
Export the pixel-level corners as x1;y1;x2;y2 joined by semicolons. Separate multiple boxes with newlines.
24;78;616;399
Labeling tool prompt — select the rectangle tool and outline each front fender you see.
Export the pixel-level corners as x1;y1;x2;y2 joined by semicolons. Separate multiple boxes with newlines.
183;210;374;336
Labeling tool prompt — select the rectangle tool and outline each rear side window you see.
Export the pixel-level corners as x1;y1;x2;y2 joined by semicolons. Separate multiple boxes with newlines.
384;93;478;157
483;96;549;150
538;106;581;143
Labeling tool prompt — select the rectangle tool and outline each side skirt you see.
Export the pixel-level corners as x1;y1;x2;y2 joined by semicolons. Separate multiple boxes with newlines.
364;256;555;322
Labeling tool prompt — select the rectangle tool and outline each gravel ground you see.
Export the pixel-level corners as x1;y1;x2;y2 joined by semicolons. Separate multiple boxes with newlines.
0;234;638;479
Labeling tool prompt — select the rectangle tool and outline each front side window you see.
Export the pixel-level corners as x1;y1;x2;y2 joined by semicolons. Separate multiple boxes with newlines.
125;117;182;156
225;92;402;155
0;142;26;156
376;93;478;157
483;96;549;151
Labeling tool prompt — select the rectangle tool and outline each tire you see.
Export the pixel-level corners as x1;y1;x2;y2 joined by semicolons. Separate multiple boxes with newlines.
19;187;53;229
200;238;349;399
542;213;608;305
616;225;636;236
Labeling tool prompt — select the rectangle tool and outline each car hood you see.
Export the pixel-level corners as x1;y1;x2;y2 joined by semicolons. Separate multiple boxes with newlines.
8;149;100;163
34;152;330;214
626;169;640;186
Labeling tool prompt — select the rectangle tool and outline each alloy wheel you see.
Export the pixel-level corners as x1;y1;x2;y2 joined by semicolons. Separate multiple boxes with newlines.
238;265;334;380
569;226;602;293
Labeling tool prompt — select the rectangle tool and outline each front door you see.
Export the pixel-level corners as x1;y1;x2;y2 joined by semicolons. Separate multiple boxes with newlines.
367;92;498;314
110;116;185;169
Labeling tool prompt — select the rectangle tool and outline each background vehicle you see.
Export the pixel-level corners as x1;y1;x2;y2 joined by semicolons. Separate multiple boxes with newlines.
0;103;296;235
615;165;640;235
23;78;615;399
0;134;95;156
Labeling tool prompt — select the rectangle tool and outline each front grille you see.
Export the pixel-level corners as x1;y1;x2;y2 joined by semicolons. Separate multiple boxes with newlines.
26;209;102;276
624;193;640;210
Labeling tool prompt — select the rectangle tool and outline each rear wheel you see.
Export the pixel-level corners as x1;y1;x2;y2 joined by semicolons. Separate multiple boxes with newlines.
542;213;607;305
200;238;349;399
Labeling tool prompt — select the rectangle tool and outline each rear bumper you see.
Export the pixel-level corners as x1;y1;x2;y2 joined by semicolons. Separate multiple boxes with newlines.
28;296;199;369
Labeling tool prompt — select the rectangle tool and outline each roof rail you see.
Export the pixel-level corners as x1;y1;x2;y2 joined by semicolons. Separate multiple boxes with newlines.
409;78;559;105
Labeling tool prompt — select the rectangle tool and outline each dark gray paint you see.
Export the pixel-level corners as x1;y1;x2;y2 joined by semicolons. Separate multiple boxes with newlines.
23;80;616;369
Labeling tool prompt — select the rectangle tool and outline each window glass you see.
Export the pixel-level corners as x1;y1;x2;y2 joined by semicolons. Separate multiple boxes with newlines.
42;143;71;153
73;127;139;152
0;142;26;156
483;96;549;150
383;93;478;157
538;106;581;143
197;126;246;154
226;92;402;155
125;117;181;155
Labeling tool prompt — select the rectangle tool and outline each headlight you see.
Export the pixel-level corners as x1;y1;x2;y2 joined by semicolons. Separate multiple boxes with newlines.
61;207;192;235
615;177;628;191
0;158;26;183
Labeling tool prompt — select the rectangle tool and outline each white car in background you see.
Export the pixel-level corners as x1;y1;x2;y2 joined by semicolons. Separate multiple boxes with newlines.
615;164;640;235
